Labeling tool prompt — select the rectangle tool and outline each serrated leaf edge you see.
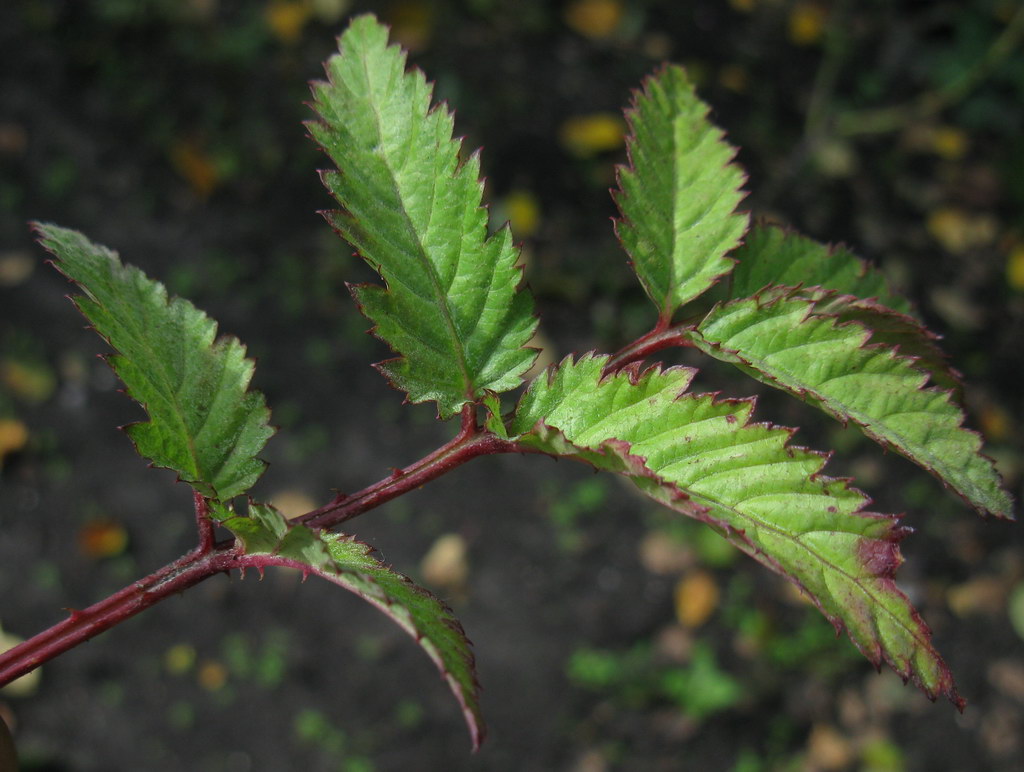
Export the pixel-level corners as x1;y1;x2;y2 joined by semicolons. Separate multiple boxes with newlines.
33;222;274;501
307;16;538;418
730;221;916;317
223;504;485;749
510;353;961;706
689;290;1013;519
612;64;750;321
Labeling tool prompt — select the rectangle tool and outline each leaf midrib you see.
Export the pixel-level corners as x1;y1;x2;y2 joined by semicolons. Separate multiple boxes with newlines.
361;55;474;401
683;485;931;652
692;315;975;504
101;270;207;487
544;407;933;656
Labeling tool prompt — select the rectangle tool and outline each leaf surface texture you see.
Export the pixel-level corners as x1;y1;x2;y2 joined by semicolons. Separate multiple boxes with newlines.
686;293;1012;518
35;224;272;501
309;15;536;418
729;225;912;314
224;503;485;748
508;354;961;704
614;65;748;320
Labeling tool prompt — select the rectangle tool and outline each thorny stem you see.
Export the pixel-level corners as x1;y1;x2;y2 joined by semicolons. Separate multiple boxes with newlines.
194;490;214;552
836;4;1024;137
0;404;518;688
0;309;681;689
0;544;240;687
0;326;674;688
299;404;516;531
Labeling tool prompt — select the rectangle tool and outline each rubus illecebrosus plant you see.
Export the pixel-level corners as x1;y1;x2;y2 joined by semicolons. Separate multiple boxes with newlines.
0;13;1015;754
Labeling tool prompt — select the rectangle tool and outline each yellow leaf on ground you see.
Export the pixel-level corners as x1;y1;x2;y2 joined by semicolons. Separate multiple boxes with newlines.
270;489;317;519
565;0;624;40
198;660;229;691
78;519;129;560
673;570;719;628
814;139;857;177
806;724;854;771
1007;244;1024;291
979;403;1011;442
265;0;312;45
560;113;626;158
0;359;56;403
505;190;542;239
170;138;220;199
639;530;692;575
931;126;969;161
0;419;28;463
0;624;41;697
311;0;350;24
927;207;996;254
789;2;826;46
164;643;197;675
0;251;33;287
947;575;1008;617
421;533;469;591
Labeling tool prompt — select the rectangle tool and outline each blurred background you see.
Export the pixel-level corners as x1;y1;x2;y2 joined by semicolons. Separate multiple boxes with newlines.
2;0;1023;770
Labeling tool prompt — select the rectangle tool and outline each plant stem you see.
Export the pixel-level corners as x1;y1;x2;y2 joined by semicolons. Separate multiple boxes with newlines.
604;323;694;374
194;490;214;551
299;415;516;531
837;5;1024;136
0;544;238;687
0;412;519;687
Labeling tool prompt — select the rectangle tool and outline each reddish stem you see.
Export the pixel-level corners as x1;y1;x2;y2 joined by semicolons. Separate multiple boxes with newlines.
300;409;516;531
0;409;519;688
604;322;695;374
194;490;214;552
0;544;239;687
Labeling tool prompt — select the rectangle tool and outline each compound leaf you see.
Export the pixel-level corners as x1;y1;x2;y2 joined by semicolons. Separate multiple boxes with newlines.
614;65;748;322
508;353;961;705
223;502;485;748
812;295;963;396
309;15;537;418
35;223;273;501
729;224;913;314
726;226;963;394
686;292;1012;519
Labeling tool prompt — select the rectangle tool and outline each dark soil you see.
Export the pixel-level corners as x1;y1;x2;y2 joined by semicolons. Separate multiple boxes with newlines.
2;1;1023;770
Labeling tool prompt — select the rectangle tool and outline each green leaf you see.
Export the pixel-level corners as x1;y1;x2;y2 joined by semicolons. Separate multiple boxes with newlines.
729;225;913;315
309;15;537;419
508;353;962;705
726;224;964;408
814;294;963;396
686;292;1013;519
223;503;485;748
34;223;273;501
614;65;749;322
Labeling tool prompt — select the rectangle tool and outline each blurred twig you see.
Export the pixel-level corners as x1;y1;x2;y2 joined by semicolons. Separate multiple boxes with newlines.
804;0;854;141
836;3;1024;136
760;3;1024;208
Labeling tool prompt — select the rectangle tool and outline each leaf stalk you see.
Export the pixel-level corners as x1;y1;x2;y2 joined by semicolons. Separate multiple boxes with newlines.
0;415;518;688
0;545;237;688
604;323;694;374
